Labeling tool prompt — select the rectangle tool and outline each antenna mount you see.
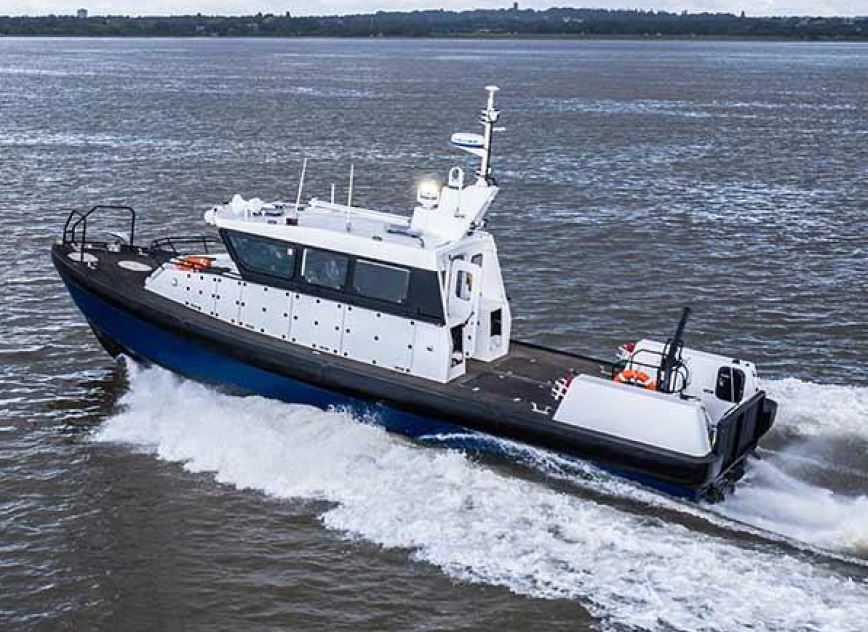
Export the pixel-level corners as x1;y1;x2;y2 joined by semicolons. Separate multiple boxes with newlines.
450;86;503;186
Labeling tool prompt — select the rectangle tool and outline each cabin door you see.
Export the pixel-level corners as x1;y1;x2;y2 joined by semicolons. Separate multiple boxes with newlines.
447;259;482;362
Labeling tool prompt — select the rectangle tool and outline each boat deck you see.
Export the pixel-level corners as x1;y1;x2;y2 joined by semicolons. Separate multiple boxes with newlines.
55;243;615;420
458;346;613;414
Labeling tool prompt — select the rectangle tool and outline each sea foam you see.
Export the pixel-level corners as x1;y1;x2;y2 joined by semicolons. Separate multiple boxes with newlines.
708;378;868;553
765;378;868;439
94;365;868;632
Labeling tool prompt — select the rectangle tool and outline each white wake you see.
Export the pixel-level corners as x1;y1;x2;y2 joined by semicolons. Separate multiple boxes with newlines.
94;366;868;632
765;378;868;439
708;378;868;553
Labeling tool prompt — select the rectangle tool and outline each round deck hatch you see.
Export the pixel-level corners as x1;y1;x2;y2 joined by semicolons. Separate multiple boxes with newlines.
117;260;153;272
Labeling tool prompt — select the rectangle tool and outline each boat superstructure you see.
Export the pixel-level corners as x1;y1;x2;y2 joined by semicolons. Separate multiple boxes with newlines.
52;87;776;501
147;87;509;383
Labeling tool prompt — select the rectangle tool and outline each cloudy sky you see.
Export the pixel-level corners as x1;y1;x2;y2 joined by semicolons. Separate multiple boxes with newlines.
4;0;865;17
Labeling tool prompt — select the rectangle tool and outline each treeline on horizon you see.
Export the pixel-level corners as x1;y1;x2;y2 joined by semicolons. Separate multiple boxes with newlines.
0;8;865;40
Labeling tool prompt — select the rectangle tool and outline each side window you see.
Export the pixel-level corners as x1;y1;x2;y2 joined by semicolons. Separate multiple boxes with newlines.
302;248;349;290
414;270;446;323
353;260;410;304
491;308;502;337
226;232;295;277
455;270;474;300
715;367;745;403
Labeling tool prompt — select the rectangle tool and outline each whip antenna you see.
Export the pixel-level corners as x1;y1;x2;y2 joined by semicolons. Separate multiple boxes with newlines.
294;157;308;213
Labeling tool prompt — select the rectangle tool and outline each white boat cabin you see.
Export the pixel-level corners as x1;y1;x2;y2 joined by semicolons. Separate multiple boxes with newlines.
145;86;511;383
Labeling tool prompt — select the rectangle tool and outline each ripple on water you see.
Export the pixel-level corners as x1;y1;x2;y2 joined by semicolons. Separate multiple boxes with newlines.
0;38;866;630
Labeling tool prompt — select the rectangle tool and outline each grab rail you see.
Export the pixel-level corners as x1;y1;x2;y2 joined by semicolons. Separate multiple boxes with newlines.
62;205;137;262
621;348;690;393
149;235;224;256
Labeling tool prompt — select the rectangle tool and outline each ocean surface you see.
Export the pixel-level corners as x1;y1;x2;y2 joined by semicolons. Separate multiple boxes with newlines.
1;37;867;631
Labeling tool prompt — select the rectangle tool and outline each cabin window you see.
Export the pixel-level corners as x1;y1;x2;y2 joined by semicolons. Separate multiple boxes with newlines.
353;260;410;304
455;270;474;300
491;308;502;337
302;248;349;290
412;270;446;323
715;367;745;403
221;229;444;324
225;233;295;277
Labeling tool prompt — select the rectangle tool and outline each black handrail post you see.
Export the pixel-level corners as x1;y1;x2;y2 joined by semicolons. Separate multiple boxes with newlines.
148;236;223;257
62;205;136;260
129;206;136;246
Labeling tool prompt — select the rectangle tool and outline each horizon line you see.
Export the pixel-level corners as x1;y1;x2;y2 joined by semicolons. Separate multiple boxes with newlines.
3;7;866;20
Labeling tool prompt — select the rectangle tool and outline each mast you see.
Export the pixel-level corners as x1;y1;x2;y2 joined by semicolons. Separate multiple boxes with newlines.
478;85;500;185
450;85;504;186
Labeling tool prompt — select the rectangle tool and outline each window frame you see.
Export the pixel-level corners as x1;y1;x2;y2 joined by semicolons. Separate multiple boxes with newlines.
351;258;412;305
223;230;299;280
219;228;446;325
301;246;350;291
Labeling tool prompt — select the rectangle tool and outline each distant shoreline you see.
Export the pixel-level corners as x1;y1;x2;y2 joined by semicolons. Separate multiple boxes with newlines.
1;9;865;41
2;33;868;42
2;33;867;43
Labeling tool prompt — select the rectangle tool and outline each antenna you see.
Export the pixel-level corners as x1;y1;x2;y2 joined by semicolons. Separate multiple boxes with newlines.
330;183;335;204
347;163;355;207
478;85;499;185
449;86;504;186
294;157;308;213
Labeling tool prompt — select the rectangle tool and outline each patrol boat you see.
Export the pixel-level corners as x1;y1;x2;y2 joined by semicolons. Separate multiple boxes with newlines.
52;87;776;501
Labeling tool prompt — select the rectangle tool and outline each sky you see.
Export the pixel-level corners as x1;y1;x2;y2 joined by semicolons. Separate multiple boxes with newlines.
3;0;866;17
